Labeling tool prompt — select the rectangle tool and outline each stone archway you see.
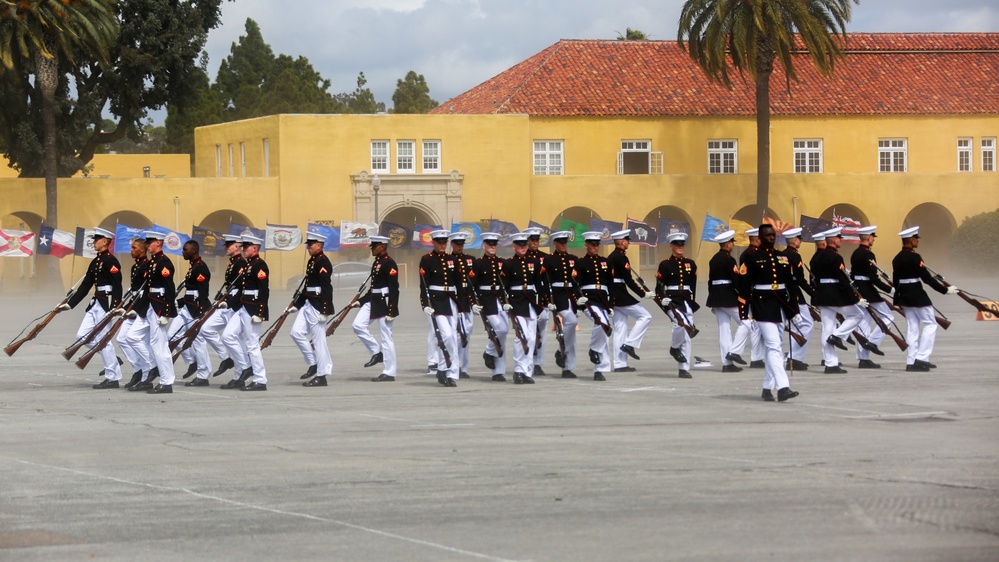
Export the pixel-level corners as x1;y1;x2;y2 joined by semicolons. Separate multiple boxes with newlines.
98;210;153;232
352;170;462;225
903;203;957;266
640;205;696;266
732;205;781;225
199;209;255;233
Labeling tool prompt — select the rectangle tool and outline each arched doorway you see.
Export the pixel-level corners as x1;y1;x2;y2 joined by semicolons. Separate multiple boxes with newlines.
0;211;44;290
732;205;782;225
902;203;956;266
640;206;696;267
379;204;441;286
548;206;602;254
817;203;870;245
199;209;254;233
98;210;153;232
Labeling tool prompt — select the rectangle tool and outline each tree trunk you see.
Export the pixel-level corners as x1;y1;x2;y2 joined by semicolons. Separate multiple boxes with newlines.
755;46;775;226
35;42;64;289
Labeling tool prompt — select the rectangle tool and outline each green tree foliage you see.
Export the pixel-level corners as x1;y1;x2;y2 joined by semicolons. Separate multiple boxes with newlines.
336;72;380;114
677;0;857;223
96;118;165;155
392;71;438;114
950;209;999;274
162;60;223;157
616;28;649;40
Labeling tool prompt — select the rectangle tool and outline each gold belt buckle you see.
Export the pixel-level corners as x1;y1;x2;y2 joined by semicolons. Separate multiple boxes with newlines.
772;282;779;290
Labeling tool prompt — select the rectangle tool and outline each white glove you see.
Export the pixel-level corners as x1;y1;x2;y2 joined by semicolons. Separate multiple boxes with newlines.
157;316;170;326
318;314;330;322
251;315;263;324
547;303;557;311
947;286;959;295
350;301;361;309
472;304;483;314
286;306;298;314
387;314;398;321
125;310;137;319
218;301;229;309
502;304;513;312
608;309;615;318
858;298;869;308
111;308;125;317
423;306;435;316
56;303;71;311
576;296;588;306
642;292;655;300
660;296;672;305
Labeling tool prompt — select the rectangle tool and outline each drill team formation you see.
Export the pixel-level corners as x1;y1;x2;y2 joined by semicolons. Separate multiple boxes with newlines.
6;222;997;401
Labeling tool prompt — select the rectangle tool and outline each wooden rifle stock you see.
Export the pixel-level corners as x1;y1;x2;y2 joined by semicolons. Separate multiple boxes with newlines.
420;274;453;368
929;269;998;316
61;293;130;360
806;304;822;322
74;281;146;371
326;272;372;337
657;296;700;338
469;284;503;358
543;269;565;359
5;275;85;357
497;284;529;354
259;277;307;350
868;307;908;352
785;322;807;347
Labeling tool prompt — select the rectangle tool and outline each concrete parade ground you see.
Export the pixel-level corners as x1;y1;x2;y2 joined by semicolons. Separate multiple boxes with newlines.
1;279;997;561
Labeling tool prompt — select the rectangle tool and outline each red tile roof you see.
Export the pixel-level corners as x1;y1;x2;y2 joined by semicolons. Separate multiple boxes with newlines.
430;33;999;117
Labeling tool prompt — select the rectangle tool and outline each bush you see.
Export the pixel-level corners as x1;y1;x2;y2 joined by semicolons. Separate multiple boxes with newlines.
950;208;999;273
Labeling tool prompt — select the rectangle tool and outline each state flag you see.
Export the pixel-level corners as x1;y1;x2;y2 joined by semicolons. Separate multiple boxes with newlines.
38;225;76;258
265;223;303;251
0;229;36;257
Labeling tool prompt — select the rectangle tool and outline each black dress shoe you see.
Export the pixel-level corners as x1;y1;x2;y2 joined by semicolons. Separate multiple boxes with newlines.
905;363;930;372
589;350;601;365
861;341;885;356
220;378;245;389
777;387;799;402
459;372;470;379
858;359;881;369
371;374;395;382
762;389;775;402
593;372;606;381
185;377;209;387
678;370;692;379
364;352;384;368
555;349;565;368
436;370;446;385
513;372;525;385
304;376;327;387
824;365;848;374
147;367;160;381
827;335;848;350
533;365;546;377
98;369;106;378
926;362;937;369
785;359;809;371
483;352;496;370
122;371;142;389
561;370;577;378
669;347;687;363
181;363;198;379
241;382;267;391
212;357;235;377
620;344;640;360
117;356;124;366
613;366;636;373
749;360;765;369
492;374;507;382
148;384;173;394
427;364;437;374
522;375;535;384
443;378;457;387
92;379;119;389
726;353;747;365
238;368;253;382
299;364;317;380
722;364;743;373
914;359;936;370
129;381;153;392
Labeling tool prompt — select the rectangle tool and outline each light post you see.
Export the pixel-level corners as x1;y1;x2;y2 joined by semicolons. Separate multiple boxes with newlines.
372;174;381;223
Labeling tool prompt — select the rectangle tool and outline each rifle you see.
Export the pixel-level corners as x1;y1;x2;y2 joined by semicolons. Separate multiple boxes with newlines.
636;274;699;339
497;280;530;354
805;303;822;322
927;267;999;316
420;273;453;368
543;267;566;361
468;282;503;358
873;265;952;330
171;271;246;356
326;271;372;337
259;276;307;350
75;281;147;370
571;273;612;336
5;275;86;357
62;288;132;361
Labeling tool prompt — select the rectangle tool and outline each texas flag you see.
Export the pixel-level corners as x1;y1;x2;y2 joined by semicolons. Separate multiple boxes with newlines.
37;225;76;258
0;229;37;258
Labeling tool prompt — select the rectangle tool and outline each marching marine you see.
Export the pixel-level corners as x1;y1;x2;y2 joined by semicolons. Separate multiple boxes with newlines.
136;230;177;394
449;231;475;378
118;237;155;389
656;232;698;379
850;225;893;368
470;232;510;381
291;232;334;387
221;234;269;390
811;227;865;374
420;230;460;387
173;240;214;386
353;235;401;382
705;230;747;373
205;234;245;380
781;227;815;371
501;232;541;384
573;231;614;381
543;231;581;378
607;229;653;372
525;227;552;377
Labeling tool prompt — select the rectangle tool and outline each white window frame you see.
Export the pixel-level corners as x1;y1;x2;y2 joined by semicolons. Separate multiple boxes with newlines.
227;144;234;177
793;139;823;174
397;140;415;174
422;140;441;173
533;140;563;175
371;140;389;172
215;145;222;177
616;140;663;175
262;139;270;177
982;137;996;172
878;138;907;173
957;137;972;172
239;142;246;177
707;139;738;174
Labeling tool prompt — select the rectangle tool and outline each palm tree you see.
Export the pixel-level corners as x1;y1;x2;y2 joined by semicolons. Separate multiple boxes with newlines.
0;0;118;230
678;0;857;223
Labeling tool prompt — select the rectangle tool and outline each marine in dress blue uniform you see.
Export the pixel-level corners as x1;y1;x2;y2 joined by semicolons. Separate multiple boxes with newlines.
292;232;335;387
353;235;401;382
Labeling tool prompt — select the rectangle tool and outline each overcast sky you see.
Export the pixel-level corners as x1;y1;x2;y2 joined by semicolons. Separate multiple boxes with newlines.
180;0;997;120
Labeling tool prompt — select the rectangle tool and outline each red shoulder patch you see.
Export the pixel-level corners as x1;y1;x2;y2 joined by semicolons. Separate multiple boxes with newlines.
196;274;206;283
419;268;425;276
109;265;119;274
739;264;748;275
656;271;662;279
320;267;328;274
624;262;631;271
467;270;475;278
389;268;397;277
257;269;267;280
161;267;170;278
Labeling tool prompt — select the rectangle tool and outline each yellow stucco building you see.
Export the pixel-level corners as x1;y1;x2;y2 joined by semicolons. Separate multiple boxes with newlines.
1;33;997;290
